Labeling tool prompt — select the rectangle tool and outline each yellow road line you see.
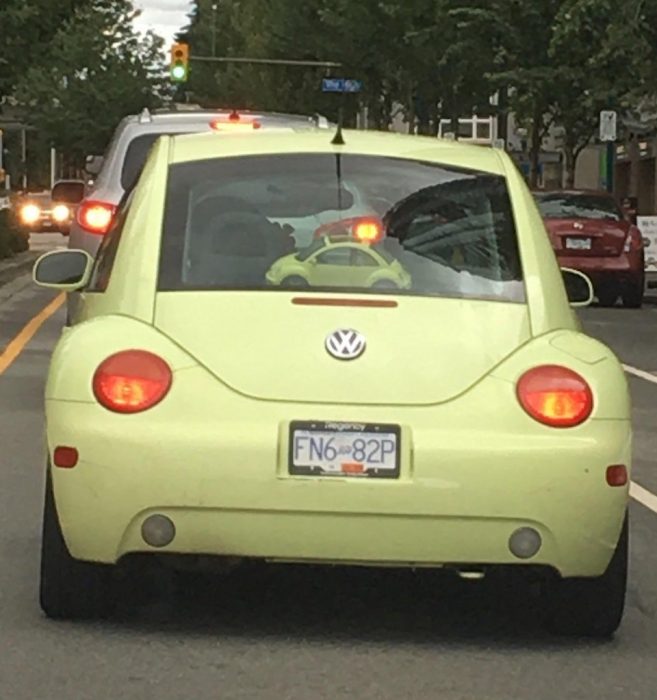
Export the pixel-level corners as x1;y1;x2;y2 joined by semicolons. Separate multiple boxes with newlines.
0;293;64;375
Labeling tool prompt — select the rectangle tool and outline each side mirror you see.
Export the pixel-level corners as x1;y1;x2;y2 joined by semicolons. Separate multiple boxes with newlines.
561;267;594;307
33;250;94;291
85;155;104;176
52;179;85;205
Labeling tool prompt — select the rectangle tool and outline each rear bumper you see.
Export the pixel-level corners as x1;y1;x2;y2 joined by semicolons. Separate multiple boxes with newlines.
557;252;643;288
46;384;631;578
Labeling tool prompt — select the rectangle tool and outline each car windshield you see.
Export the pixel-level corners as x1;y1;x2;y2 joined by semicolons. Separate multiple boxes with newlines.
159;154;524;302
23;193;50;204
535;192;623;221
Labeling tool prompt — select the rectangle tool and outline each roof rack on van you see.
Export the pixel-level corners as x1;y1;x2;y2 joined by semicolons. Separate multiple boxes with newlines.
138;108;153;124
153;104;204;113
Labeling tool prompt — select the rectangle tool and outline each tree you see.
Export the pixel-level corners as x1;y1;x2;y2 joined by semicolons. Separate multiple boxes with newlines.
549;0;644;185
0;0;86;104
14;0;168;169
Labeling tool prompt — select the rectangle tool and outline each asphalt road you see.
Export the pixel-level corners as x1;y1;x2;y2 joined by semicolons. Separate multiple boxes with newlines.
1;237;656;698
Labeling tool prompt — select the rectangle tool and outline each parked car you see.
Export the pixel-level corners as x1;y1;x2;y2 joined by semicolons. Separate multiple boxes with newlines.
33;130;630;637
62;106;331;321
534;189;645;308
17;190;73;235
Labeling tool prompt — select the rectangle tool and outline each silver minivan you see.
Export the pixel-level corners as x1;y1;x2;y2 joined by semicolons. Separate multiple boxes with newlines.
64;106;330;320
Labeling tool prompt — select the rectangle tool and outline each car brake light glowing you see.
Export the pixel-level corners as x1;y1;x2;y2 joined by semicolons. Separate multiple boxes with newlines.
77;201;116;234
315;216;384;242
354;219;383;242
93;350;172;414
210;117;261;131
517;365;593;428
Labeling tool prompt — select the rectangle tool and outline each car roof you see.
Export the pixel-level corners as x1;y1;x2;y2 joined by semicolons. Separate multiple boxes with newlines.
124;107;328;129
22;192;50;200
167;130;507;174
89;108;332;198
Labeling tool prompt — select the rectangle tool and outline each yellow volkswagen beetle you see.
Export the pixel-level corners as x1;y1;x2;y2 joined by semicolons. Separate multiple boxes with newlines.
34;130;630;636
266;234;412;290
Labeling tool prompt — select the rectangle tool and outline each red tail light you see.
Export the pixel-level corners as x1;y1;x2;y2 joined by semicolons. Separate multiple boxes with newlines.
315;216;384;242
624;226;643;253
77;200;116;235
210;117;261;131
517;365;593;428
93;350;172;413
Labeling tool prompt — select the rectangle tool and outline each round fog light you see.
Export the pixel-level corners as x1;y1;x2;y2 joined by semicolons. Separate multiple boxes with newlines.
509;527;542;560
141;514;175;548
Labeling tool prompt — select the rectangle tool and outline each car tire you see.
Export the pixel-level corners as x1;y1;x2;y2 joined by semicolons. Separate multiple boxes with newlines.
40;470;115;620
596;288;618;307
543;513;627;638
281;275;309;288
621;281;644;309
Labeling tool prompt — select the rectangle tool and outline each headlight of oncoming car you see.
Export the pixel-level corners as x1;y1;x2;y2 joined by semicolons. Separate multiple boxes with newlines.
52;204;70;222
20;204;41;224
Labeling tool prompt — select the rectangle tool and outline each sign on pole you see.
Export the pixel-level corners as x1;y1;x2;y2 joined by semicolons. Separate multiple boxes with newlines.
322;78;362;94
638;216;657;273
343;79;362;93
599;110;617;142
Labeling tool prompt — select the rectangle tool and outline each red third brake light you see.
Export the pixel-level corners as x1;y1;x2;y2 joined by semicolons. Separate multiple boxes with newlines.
210;116;261;131
77;200;117;235
517;365;593;428
93;350;172;414
315;216;384;242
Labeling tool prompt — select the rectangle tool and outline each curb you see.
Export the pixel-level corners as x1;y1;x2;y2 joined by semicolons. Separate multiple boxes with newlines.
0;251;39;289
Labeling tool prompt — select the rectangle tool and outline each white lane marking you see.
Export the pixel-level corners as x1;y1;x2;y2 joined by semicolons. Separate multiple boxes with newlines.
630;482;657;515
621;365;657;514
623;364;657;384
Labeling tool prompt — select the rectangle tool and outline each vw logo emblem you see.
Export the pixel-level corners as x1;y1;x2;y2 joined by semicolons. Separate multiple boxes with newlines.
325;329;367;360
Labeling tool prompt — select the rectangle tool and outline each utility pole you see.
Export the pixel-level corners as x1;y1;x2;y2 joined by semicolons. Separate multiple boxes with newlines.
212;3;218;58
599;109;617;194
21;128;27;190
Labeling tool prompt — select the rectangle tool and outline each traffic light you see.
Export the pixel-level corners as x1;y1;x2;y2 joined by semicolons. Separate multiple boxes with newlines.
170;43;189;83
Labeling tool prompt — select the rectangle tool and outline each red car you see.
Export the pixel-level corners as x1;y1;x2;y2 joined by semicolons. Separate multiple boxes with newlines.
534;190;645;308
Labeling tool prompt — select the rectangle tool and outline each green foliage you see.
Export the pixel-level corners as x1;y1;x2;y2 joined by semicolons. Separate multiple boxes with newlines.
5;0;657;184
0;0;86;101
12;0;169;168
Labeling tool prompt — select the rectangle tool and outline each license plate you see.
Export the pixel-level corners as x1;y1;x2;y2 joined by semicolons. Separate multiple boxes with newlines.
565;237;592;250
289;421;400;479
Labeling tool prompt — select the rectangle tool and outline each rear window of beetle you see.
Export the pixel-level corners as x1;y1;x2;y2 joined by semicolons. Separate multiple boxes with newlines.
158;153;525;302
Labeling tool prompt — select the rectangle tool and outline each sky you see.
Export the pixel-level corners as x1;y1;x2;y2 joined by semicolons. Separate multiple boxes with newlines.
133;0;194;45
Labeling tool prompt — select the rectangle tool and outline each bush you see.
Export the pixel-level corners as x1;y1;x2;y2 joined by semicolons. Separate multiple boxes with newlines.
0;208;30;259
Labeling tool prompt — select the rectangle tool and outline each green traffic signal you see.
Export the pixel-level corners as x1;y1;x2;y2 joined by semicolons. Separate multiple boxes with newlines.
170;42;189;83
171;64;187;81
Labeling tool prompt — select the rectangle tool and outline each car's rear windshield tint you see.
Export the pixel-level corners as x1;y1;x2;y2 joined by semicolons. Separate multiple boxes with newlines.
158;154;524;302
535;192;623;221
